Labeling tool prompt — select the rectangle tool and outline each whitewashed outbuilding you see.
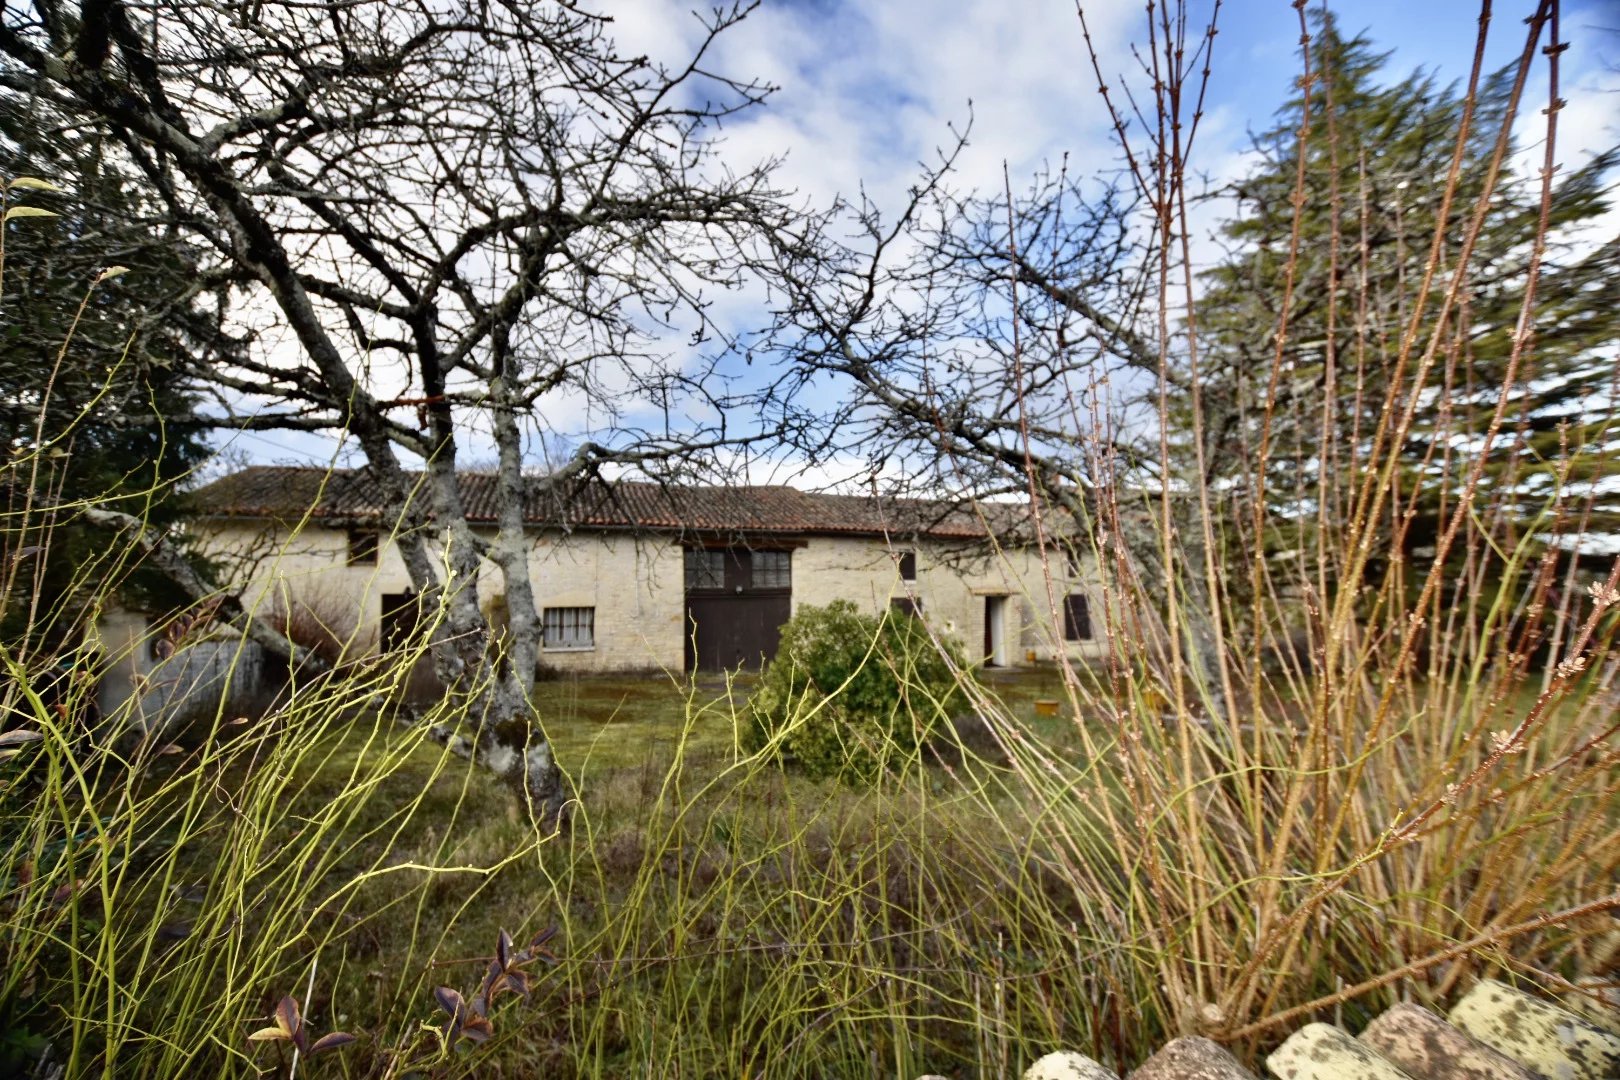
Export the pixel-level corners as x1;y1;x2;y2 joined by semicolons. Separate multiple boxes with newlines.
185;466;1109;674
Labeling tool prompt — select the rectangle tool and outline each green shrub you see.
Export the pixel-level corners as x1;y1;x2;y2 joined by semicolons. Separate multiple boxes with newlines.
745;600;972;782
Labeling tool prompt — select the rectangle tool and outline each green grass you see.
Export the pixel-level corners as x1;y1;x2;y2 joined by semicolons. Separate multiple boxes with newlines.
535;671;753;773
250;665;1186;1077
0;662;1106;1077
5;615;1615;1079
536;666;1086;777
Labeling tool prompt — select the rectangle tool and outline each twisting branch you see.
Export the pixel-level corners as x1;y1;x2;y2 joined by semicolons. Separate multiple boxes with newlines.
78;505;326;673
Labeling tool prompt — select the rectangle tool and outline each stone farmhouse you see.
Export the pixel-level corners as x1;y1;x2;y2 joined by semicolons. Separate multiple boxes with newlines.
185;466;1107;674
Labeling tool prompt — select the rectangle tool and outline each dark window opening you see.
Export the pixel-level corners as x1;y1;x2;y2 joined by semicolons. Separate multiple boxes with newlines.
347;528;379;566
380;590;421;651
897;550;917;581
1063;594;1092;642
751;550;791;590
685;547;791;593
684;548;725;591
890;596;922;619
543;607;595;650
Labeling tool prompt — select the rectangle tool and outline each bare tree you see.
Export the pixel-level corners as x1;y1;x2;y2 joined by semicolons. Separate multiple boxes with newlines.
765;151;1161;496
1;0;796;817
756;135;1240;690
753;11;1247;702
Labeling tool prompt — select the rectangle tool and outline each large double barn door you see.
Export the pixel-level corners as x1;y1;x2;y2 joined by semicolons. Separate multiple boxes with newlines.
684;547;793;673
686;594;791;673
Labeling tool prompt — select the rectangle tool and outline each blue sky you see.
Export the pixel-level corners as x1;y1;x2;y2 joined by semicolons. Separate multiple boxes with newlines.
219;0;1618;477
677;0;1616;230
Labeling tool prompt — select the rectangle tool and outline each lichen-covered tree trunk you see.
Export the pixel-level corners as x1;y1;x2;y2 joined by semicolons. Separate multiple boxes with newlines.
416;396;565;824
0;0;792;830
486;337;545;700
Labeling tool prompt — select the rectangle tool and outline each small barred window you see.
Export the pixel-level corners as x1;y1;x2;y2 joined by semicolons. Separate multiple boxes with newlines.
543;607;595;650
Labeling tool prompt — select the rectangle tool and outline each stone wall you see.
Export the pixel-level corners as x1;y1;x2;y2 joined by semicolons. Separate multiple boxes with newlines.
519;532;684;673
91;609;270;737
194;520;1110;673
791;534;1109;664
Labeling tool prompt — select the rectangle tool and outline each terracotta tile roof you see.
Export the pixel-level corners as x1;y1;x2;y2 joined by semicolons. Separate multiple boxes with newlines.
189;465;1019;541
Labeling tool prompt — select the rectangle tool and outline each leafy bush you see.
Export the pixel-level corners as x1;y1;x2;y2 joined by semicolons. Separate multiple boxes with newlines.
746;600;972;782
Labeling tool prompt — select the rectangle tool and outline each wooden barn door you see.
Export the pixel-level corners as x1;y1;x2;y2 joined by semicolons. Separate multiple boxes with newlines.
684;548;792;673
686;594;791;672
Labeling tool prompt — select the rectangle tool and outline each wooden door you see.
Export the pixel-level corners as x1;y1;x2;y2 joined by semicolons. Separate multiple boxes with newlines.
683;547;792;672
380;591;422;651
686;594;791;672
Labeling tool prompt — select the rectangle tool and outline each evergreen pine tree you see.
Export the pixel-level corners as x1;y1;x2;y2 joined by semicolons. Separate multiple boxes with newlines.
1;94;227;650
1191;13;1617;593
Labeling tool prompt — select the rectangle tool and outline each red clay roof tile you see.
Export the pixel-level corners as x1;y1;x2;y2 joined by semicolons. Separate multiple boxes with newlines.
190;466;1015;540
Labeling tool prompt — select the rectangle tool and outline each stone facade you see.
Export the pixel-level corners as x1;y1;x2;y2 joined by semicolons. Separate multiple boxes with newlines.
789;534;1105;666
195;517;1109;674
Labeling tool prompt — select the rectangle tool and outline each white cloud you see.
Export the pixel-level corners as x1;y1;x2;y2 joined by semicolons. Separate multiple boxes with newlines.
210;0;1616;477
685;1;1144;214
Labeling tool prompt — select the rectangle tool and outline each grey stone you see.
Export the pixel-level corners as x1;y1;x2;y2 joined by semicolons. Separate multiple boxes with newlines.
1449;979;1620;1080
1265;1023;1412;1080
1024;1050;1120;1080
1130;1036;1256;1080
1561;976;1620;1037
1359;1002;1536;1080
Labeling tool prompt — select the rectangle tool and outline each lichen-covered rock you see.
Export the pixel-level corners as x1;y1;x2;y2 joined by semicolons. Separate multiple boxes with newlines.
1449;979;1620;1080
1561;976;1620;1037
1265;1022;1411;1080
1359;1002;1535;1080
1024;1050;1119;1080
1129;1036;1256;1080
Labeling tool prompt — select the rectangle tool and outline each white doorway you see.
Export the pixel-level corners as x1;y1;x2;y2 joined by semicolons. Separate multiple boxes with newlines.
984;595;1011;667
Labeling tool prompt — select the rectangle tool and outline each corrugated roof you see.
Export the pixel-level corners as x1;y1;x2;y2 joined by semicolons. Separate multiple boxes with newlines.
189;465;1018;541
